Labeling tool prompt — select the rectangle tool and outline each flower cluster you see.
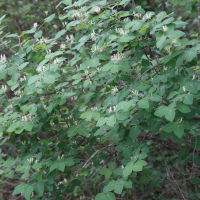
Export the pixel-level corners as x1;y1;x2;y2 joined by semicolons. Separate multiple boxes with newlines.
123;17;130;22
115;28;129;35
66;35;75;44
62;22;67;26
27;157;34;163
1;85;7;92
111;52;125;63
14;89;21;95
91;44;106;53
71;96;78;101
134;13;142;18
91;30;96;40
72;10;88;18
112;86;118;94
108;106;116;113
36;37;49;44
54;58;60;65
163;25;168;32
33;23;38;28
0;54;6;63
36;66;46;72
131;90;138;95
91;107;98;111
20;76;26;83
95;7;100;13
60;44;66;49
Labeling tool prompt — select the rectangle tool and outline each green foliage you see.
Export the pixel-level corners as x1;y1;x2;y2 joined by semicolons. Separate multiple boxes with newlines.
1;0;200;200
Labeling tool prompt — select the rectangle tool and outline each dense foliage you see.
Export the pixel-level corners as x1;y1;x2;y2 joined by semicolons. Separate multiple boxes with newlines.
1;0;200;199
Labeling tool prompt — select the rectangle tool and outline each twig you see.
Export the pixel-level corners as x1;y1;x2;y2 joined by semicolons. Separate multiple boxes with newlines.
0;38;20;57
54;143;114;199
157;143;186;200
18;36;25;53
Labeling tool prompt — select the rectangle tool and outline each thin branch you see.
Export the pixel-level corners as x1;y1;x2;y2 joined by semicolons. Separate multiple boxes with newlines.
0;38;20;57
18;36;25;53
54;143;114;199
157;143;186;200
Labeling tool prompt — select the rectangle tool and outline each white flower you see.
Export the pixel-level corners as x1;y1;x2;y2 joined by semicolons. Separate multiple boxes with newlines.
163;66;167;71
2;85;7;92
27;158;33;163
112;86;118;93
0;54;6;62
95;7;100;13
182;86;186;92
36;66;42;72
90;81;92;85
54;58;60;64
111;52;125;64
85;69;89;75
109;107;112;113
22;116;28;122
60;44;66;49
146;13;152;19
91;30;96;40
132;90;138;95
115;28;129;35
33;23;38;28
162;25;168;32
172;39;178;44
192;75;196;80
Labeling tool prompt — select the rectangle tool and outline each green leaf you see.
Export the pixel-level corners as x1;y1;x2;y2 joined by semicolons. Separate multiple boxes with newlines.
150;94;162;102
183;94;193;105
141;26;147;35
119;35;129;42
66;179;81;194
123;162;133;177
103;180;116;192
116;100;133;111
137;98;149;109
12;183;27;195
157;36;166;50
24;121;33;131
23;185;33;200
78;126;88;136
58;162;65;172
65;157;74;166
177;103;191;113
165;108;176;122
114;179;124;194
42;75;56;84
68;125;78;137
97;117;107;127
55;29;66;40
95;193;106;200
154;105;168;117
106;116;116;126
102;63;112;71
32;163;42;170
34;181;44;196
129;125;141;140
106;193;116;200
184;50;197;62
132;160;147;172
6;170;14;178
99;168;112;180
28;75;40;85
168;31;185;39
108;162;116;170
174;125;184;138
163;122;176;133
45;14;55;22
